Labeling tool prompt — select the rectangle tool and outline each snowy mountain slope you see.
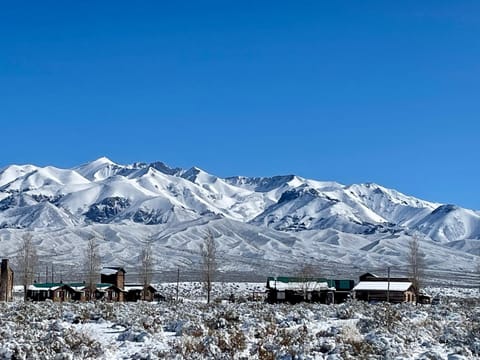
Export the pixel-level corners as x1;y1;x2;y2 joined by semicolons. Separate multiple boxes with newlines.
0;164;38;187
346;183;438;227
410;204;480;242
0;157;479;276
250;183;388;233
0;195;78;229
0;166;89;192
0;217;476;280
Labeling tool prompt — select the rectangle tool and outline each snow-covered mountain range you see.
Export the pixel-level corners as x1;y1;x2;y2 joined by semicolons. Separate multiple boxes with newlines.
0;157;479;278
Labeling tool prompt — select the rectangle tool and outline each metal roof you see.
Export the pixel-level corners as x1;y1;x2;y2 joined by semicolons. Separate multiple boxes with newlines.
267;280;332;291
353;281;413;292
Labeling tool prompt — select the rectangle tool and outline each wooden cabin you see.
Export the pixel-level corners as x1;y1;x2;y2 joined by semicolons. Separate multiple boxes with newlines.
124;284;157;302
27;283;77;302
266;276;353;304
28;282;125;302
267;276;335;304
354;273;419;303
352;281;416;303
95;283;125;302
68;283;88;301
0;259;14;302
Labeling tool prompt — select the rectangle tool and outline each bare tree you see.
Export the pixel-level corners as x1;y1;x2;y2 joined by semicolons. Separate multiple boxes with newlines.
16;233;38;300
408;235;425;303
477;260;480;293
200;231;217;304
139;240;154;301
84;236;101;300
298;264;316;301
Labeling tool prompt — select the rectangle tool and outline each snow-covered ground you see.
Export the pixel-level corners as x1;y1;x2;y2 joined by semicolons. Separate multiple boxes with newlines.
1;282;479;359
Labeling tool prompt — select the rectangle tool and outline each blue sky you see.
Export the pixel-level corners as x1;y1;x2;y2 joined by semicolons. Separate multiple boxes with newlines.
1;1;479;208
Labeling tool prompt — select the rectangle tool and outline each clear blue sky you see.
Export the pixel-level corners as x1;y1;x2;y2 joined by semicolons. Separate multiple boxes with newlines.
1;1;479;209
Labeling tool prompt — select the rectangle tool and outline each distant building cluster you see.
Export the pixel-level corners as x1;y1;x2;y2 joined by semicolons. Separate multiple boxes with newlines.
266;272;431;305
0;256;432;305
25;266;159;302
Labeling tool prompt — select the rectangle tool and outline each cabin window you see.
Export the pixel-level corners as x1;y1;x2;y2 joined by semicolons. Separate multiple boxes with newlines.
277;291;286;300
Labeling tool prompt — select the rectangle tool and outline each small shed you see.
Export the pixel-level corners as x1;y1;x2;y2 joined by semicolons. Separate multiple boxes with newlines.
67;282;125;302
352;281;416;303
125;284;158;302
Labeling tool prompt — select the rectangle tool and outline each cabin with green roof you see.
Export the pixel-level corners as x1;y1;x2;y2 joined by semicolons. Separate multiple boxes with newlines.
266;276;354;304
27;282;125;302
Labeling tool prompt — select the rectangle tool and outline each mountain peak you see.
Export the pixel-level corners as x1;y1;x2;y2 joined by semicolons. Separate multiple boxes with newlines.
148;161;182;176
74;157;122;181
181;166;213;183
91;156;117;165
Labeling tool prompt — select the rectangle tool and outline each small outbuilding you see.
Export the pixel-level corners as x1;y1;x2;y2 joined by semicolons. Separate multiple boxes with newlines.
124;284;158;302
352;281;416;303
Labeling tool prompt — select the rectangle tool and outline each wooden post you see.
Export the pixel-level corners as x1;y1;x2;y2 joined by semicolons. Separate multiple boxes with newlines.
387;266;391;303
176;267;180;302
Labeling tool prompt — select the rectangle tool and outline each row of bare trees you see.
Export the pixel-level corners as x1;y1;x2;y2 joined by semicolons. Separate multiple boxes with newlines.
13;231;218;303
12;230;443;305
14;233;155;301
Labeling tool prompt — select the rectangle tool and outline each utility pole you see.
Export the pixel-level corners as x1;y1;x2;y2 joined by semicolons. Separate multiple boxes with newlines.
51;264;54;283
387;266;391;303
176;267;180;302
46;265;49;283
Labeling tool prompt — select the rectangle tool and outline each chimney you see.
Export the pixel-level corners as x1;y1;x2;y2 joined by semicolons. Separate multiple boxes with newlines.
0;259;11;301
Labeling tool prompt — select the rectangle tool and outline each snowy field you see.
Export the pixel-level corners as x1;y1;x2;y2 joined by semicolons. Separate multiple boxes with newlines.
1;283;479;359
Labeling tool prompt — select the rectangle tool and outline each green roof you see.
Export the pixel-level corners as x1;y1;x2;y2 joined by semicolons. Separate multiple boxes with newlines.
32;282;116;289
31;282;64;288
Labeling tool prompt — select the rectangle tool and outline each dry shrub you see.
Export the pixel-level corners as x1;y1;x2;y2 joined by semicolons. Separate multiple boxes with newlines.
258;343;276;360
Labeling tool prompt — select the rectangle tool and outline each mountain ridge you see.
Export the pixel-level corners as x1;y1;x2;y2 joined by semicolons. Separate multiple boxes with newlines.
0;157;478;276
